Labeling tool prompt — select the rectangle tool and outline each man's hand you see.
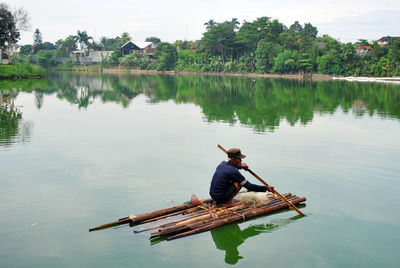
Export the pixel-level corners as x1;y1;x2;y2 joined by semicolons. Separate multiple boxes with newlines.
241;162;249;171
267;185;275;192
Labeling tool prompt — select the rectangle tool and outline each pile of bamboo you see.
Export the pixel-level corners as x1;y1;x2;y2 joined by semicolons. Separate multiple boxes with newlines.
89;193;306;241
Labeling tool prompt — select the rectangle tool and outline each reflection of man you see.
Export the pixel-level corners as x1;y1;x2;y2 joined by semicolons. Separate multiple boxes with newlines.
211;224;268;265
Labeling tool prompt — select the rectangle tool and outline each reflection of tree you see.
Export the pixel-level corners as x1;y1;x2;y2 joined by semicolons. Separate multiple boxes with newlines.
3;72;400;132
211;215;301;264
0;92;32;146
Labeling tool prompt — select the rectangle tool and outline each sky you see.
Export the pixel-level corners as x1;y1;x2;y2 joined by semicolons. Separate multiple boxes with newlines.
4;0;400;45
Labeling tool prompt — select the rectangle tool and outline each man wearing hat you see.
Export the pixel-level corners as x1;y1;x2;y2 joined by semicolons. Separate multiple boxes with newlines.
210;148;275;206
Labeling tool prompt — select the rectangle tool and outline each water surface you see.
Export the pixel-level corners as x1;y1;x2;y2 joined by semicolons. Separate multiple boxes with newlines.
1;72;399;267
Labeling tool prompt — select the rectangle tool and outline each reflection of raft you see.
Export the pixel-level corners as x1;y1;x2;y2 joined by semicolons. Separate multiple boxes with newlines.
89;192;306;241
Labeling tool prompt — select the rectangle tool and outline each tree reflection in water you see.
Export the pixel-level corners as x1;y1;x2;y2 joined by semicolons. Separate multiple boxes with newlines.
211;214;303;264
0;91;32;147
1;72;399;135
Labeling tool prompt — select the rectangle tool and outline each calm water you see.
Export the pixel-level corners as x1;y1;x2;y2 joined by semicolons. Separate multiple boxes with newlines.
1;72;400;267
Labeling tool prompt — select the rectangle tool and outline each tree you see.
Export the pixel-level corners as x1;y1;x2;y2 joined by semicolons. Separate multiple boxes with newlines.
0;4;18;63
55;35;78;57
273;50;294;73
0;4;30;63
265;19;285;43
154;42;177;70
19;44;32;55
76;30;93;56
145;36;161;44
99;36;117;51
288;21;303;35
115;32;131;47
227;18;240;30
204;19;216;31
236;16;271;53
255;40;282;73
35;50;56;68
32;28;42;53
201;21;236;62
33;28;42;46
301;23;318;40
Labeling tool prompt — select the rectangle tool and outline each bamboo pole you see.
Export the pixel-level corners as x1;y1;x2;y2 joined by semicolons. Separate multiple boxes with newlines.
89;200;211;231
217;144;305;216
167;196;306;240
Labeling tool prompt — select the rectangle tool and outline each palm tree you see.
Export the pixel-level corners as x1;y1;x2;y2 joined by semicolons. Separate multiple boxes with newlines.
229;18;240;30
204;19;216;31
76;30;93;56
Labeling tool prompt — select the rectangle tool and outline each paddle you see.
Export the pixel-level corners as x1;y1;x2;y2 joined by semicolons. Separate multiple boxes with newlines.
217;144;305;216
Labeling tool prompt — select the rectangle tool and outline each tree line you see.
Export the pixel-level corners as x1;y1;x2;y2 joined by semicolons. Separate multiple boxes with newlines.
1;2;399;77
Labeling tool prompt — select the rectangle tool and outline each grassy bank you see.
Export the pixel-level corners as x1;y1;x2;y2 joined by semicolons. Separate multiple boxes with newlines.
0;63;46;79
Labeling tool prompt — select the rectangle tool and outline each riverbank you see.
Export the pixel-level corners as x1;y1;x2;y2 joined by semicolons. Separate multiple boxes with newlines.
59;65;334;81
0;64;45;79
52;65;400;83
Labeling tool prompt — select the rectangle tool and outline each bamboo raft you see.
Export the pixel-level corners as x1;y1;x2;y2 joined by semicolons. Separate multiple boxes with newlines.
89;192;306;241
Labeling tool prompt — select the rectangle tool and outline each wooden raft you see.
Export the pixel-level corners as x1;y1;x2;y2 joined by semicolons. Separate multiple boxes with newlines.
89;193;306;241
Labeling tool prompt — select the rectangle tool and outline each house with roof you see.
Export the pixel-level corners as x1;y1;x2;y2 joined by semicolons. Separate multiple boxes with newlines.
355;45;373;57
377;36;400;46
120;41;157;56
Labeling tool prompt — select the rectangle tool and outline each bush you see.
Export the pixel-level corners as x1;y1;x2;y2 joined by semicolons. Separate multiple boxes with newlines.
0;63;45;79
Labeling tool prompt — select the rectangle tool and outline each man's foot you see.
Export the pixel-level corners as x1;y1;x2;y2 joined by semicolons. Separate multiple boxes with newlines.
223;200;237;208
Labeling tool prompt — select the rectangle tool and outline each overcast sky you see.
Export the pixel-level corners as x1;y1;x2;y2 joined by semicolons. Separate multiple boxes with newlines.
4;0;400;45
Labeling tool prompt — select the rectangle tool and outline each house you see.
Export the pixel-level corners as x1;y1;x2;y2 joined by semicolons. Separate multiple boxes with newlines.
0;45;20;64
70;50;113;65
377;36;400;46
120;41;157;56
355;45;373;57
0;49;9;64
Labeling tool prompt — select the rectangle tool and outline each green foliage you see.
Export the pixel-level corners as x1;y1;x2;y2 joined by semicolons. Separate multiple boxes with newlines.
6;14;397;77
33;28;43;46
35;50;57;68
105;50;122;66
273;50;294;73
20;44;32;55
200;21;237;62
297;53;312;74
154;42;177;70
121;52;152;69
55;35;78;57
145;37;161;44
0;63;45;78
0;5;20;49
12;73;400;132
317;50;341;75
255;40;282;73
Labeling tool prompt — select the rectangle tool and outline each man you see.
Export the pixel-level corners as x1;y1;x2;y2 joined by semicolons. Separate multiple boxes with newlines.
210;148;274;206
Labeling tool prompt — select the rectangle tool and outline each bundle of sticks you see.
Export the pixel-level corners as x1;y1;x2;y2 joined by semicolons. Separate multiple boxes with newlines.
89;193;306;241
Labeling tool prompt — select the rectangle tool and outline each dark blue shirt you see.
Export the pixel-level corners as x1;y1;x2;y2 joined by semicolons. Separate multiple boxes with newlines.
210;161;268;201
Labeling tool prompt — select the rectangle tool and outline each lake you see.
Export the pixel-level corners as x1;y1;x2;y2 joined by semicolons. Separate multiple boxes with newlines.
1;72;399;267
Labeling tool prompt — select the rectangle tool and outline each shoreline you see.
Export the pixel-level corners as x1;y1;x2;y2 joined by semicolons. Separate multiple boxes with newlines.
103;67;335;81
51;67;400;83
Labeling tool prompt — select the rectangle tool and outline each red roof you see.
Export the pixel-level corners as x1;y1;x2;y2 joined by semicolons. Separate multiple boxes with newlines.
356;45;373;50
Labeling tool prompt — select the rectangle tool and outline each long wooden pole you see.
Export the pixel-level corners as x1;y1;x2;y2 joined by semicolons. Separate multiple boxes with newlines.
89;202;206;231
217;144;305;216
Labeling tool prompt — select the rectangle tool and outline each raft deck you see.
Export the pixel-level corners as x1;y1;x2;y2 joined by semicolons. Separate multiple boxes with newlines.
89;192;306;241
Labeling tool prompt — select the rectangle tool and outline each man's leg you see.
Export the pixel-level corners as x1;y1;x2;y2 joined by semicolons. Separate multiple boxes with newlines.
224;182;241;207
